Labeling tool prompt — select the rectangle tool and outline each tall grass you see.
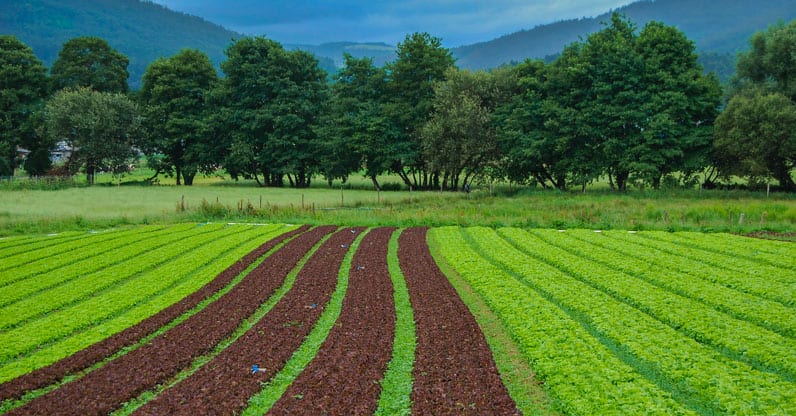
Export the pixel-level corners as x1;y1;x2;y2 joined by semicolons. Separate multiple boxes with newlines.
1;183;794;235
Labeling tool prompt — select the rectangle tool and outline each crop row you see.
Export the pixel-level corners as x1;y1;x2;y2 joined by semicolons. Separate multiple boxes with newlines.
601;231;795;304
656;231;796;269
459;227;796;415
0;224;291;383
499;228;796;380
0;224;198;310
0;231;88;262
0;224;243;354
429;226;690;415
0;225;305;406
544;229;796;338
0;226;168;283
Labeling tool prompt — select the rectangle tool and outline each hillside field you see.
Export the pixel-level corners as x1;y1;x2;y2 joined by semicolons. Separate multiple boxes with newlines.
0;224;793;414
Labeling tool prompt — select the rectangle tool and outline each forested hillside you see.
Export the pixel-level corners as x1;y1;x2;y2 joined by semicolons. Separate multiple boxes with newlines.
0;0;338;88
453;0;796;80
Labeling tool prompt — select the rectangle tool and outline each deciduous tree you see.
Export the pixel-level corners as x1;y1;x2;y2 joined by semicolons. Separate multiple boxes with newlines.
51;37;129;93
43;87;142;184
139;49;217;185
0;35;50;176
384;32;454;189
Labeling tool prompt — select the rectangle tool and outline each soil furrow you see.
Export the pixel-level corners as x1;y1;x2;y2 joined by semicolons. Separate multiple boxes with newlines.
268;227;396;415
0;225;308;402
6;225;331;416
134;227;364;415
398;227;519;415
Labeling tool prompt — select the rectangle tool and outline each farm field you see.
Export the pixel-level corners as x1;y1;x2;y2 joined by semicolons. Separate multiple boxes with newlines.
0;224;794;415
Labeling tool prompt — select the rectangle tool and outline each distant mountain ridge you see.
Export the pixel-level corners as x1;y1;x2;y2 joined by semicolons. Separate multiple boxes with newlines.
1;0;794;88
452;0;796;71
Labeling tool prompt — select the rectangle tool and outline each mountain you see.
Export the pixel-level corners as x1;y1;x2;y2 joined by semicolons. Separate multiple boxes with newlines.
453;0;796;79
285;42;396;69
0;0;241;89
2;0;794;88
0;0;338;88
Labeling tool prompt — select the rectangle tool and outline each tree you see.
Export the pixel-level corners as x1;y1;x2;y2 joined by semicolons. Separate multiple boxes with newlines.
139;49;217;185
421;67;513;191
714;88;796;190
321;54;391;189
42;87;142;184
50;37;129;93
0;35;50;176
736;19;796;102
716;19;796;190
215;37;327;187
632;21;721;188
384;32;455;189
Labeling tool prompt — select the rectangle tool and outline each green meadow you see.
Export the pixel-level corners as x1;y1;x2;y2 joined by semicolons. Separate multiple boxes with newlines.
1;171;794;237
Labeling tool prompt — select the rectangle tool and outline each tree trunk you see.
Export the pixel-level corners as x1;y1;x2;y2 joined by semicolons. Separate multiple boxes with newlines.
86;161;96;185
175;165;182;186
370;175;381;191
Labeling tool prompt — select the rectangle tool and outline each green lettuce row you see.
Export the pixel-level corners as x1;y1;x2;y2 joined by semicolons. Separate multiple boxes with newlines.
429;227;692;416
466;227;796;415
0;224;266;363
374;229;415;416
0;226;166;280
0;224;289;383
0;231;86;259
0;223;230;330
501;228;796;381
0;224;198;308
675;232;796;258
642;231;796;271
611;231;795;291
553;229;796;338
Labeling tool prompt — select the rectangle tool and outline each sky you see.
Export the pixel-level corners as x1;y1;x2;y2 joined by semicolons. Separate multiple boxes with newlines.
148;0;634;46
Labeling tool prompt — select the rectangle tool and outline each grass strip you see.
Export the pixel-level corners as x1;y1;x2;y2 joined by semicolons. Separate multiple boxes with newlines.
426;230;559;416
111;227;335;416
241;228;368;415
373;229;415;416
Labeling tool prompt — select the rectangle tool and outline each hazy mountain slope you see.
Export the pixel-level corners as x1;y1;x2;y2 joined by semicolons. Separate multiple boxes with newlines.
0;0;243;88
453;0;796;70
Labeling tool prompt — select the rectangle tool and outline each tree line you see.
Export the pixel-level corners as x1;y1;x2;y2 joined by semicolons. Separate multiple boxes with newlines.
1;14;794;190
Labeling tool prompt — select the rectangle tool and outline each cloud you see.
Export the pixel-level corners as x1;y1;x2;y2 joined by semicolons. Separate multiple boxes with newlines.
149;0;632;46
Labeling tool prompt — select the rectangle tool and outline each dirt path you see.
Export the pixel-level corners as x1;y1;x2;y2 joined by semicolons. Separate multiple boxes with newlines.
8;226;334;416
398;227;519;415
268;227;397;415
0;225;308;402
134;227;364;415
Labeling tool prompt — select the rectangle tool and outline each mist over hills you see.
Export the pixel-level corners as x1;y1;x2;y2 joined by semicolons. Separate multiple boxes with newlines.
2;0;794;88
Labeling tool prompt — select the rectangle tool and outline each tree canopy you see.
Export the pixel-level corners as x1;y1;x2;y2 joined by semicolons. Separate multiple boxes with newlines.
0;35;49;176
50;36;129;93
139;49;217;185
42;87;142;184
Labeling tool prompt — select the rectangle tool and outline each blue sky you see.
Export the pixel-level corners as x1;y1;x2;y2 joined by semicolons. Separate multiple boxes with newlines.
149;0;633;46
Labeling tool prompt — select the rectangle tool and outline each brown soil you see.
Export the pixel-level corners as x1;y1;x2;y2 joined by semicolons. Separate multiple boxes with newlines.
7;225;335;416
398;227;520;416
268;227;397;415
0;225;308;402
133;227;364;416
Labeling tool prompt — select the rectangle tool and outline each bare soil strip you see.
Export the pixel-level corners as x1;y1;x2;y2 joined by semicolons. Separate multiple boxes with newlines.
0;225;308;403
268;227;397;415
134;227;364;415
7;225;333;416
399;227;520;415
